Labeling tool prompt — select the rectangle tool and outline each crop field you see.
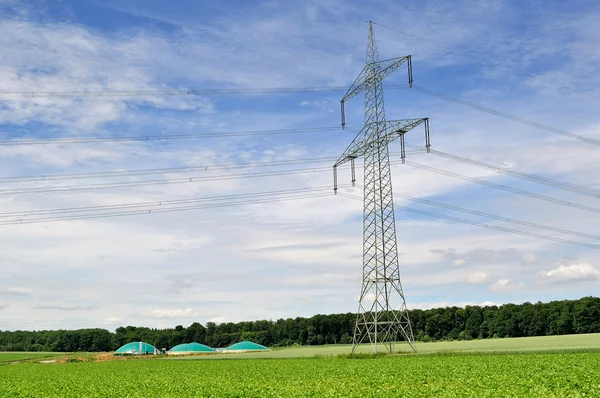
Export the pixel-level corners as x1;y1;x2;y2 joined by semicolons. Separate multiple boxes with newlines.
1;350;599;397
0;352;59;363
173;333;600;359
1;335;599;396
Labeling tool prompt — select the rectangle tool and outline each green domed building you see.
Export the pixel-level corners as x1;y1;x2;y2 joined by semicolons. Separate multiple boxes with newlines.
168;342;215;355
114;342;157;356
225;341;270;352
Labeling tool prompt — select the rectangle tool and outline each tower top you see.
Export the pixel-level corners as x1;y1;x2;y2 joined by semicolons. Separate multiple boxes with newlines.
366;21;379;64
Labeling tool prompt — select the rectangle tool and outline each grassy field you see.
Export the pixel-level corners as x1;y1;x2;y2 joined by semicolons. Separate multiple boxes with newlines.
1;335;599;397
171;333;600;359
1;351;599;397
0;352;60;363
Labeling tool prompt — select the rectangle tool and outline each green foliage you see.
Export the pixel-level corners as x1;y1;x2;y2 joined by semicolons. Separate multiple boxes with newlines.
1;297;599;352
0;352;599;397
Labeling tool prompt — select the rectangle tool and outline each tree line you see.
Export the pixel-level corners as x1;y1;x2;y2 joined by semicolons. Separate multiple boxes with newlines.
1;296;598;352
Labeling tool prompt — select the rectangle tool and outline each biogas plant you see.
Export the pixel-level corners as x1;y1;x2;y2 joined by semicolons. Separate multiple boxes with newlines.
114;341;270;356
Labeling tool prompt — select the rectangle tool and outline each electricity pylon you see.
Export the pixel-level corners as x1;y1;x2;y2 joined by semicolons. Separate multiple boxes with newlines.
333;21;431;353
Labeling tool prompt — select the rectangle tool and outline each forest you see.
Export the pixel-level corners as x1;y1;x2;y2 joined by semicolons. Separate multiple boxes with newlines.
1;296;598;352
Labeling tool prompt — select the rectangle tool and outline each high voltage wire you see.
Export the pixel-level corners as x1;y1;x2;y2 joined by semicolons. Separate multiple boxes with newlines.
4;178;598;249
373;22;600;101
0;151;425;194
355;183;600;241
0;84;409;100
0;191;335;226
412;85;600;147
0;166;336;195
405;161;600;216
0;86;349;99
0;155;341;183
389;189;600;241
4;151;599;224
1;145;593;208
3;166;597;249
0;185;345;222
4;156;599;240
338;192;600;250
354;183;600;241
411;146;600;199
0;126;340;146
5;85;595;151
0;150;425;184
2;152;598;224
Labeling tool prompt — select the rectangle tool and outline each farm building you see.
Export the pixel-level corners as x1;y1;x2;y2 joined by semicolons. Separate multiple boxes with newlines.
224;341;270;352
168;342;215;355
114;341;158;356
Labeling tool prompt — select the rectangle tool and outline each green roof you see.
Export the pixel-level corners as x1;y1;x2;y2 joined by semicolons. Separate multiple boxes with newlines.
115;342;156;355
169;342;215;353
226;341;269;351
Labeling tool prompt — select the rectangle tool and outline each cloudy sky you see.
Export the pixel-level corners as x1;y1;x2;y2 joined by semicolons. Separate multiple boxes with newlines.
0;0;599;331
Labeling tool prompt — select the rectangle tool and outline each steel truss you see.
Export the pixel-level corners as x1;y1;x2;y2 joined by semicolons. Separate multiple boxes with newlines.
333;22;431;353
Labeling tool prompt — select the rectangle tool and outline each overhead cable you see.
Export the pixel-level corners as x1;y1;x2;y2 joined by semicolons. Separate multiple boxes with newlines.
412;85;600;147
338;192;600;250
0;149;425;184
0;126;339;146
409;146;600;199
0;151;425;194
0;185;345;221
0;166;336;195
0;191;335;226
0;84;410;100
405;161;600;216
374;22;600;101
354;183;600;241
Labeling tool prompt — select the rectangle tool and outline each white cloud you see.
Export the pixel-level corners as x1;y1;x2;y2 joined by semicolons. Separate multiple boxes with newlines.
537;263;600;283
489;278;525;292
0;287;33;296
521;253;537;265
467;271;489;284
148;308;198;319
102;317;122;325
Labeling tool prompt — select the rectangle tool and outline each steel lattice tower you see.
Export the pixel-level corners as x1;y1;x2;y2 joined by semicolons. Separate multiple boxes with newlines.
333;21;431;353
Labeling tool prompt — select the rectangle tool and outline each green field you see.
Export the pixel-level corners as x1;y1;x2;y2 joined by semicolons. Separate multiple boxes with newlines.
172;333;600;359
2;351;599;397
1;335;599;397
0;352;59;363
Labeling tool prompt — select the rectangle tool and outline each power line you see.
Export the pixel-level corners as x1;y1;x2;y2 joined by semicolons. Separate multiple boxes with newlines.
0;190;336;226
412;85;600;147
0;185;346;222
338;192;600;250
405;161;600;216
0;149;425;184
373;22;600;101
0;155;339;183
5;152;599;225
411;146;600;199
0;166;337;195
389;189;600;241
0;84;410;100
0;126;340;146
0;151;425;193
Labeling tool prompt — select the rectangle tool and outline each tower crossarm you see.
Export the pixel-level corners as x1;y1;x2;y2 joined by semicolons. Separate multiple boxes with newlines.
340;56;413;128
334;118;428;167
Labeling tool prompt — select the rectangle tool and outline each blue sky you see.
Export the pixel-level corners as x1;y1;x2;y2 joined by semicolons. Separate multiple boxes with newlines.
0;0;599;330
